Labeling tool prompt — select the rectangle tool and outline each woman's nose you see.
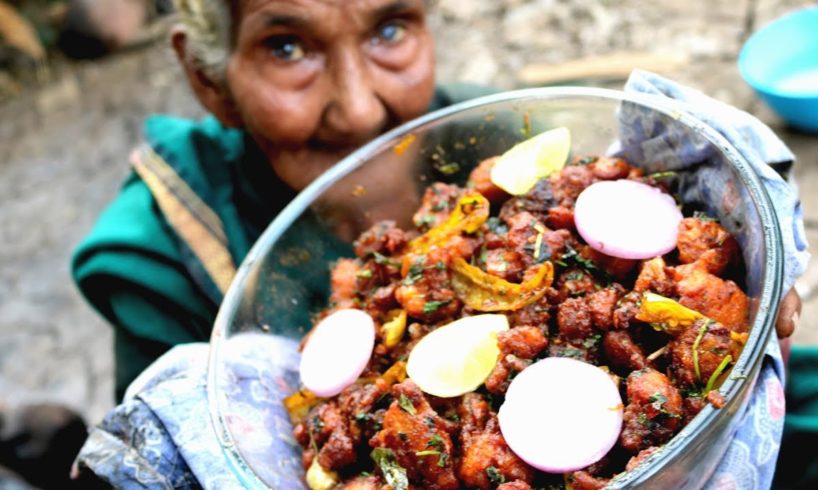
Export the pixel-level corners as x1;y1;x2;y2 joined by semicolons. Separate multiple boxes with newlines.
323;49;388;143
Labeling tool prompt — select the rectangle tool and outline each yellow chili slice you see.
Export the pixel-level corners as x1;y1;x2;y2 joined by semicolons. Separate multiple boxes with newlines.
380;360;408;386
451;257;554;311
636;292;706;335
408;191;489;254
357;360;408;386
283;389;324;424
381;309;408;348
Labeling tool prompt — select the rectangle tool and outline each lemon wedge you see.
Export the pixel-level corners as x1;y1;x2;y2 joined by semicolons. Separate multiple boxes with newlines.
490;126;571;195
407;314;509;398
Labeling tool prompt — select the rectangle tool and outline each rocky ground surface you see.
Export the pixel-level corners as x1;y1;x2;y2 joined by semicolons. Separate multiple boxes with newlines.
1;0;816;429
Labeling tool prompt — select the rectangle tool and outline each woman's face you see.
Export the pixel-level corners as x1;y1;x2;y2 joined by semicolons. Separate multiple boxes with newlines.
225;0;436;190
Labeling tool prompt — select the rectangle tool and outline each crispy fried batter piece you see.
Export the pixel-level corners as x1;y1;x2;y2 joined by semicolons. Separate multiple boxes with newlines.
568;470;610;490
603;330;648;374
496;481;534;490
620;368;684;452
354;220;409;259
673;263;749;332
395;248;463;322
336;474;386;489
485;326;548;395
587;285;626;330
499;179;560;224
676;217;738;275
369;380;459;490
330;258;362;310
467;156;509;204
412;182;463;231
634;257;676;296
457;393;535;489
668;318;738;388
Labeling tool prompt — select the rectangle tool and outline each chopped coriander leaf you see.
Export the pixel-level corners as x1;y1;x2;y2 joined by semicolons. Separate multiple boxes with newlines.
404;256;427;285
414;214;436;227
432;201;450;212
356;269;373;279
423;299;451;315
371;448;409;490
486;466;506;485
649;393;668;410
398;394;417;415
437;452;449;468
371;251;399;267
427;434;445;450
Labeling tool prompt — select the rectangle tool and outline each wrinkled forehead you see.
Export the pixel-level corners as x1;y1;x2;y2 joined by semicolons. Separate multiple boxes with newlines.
234;0;425;32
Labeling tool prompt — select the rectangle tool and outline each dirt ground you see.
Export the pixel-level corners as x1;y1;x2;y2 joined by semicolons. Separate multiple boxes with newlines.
1;0;816;427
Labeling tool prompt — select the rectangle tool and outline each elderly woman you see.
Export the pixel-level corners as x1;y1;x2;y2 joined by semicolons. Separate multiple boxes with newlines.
72;0;496;400
70;0;809;488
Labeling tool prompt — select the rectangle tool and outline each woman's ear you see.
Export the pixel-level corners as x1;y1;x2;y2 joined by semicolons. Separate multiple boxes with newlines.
171;26;243;128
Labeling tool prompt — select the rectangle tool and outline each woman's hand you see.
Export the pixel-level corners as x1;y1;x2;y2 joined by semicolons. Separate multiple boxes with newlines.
777;287;801;339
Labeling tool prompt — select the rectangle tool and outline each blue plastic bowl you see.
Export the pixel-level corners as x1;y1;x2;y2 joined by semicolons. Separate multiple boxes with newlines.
738;6;818;133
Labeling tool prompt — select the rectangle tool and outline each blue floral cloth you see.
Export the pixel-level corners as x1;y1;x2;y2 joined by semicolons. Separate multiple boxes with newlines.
74;71;808;489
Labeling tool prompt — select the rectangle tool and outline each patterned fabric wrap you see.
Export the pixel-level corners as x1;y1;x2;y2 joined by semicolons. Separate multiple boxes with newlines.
75;71;806;489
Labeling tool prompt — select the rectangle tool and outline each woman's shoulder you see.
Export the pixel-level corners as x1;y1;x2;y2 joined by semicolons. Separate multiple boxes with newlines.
71;169;183;282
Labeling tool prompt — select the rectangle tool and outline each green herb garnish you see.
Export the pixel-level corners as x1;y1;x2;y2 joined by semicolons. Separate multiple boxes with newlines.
371;448;408;490
371;251;400;267
486;466;506;485
705;355;733;393
649;393;668;411
423;300;451;315
692;320;713;382
403;256;427;286
398;394;416;415
415;449;448;466
427;434;445;450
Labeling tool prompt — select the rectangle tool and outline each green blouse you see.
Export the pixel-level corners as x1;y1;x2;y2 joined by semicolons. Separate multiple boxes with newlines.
72;83;499;399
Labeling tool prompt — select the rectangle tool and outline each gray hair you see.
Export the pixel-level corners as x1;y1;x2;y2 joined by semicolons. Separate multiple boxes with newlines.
173;0;232;82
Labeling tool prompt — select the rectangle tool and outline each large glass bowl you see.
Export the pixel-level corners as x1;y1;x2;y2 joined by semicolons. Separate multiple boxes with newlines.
207;87;783;489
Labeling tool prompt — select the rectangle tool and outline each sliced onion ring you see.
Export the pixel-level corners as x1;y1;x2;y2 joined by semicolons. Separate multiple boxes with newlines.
498;357;623;473
299;309;375;397
574;179;682;259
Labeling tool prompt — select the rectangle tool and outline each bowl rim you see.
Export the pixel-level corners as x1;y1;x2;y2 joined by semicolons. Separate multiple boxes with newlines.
206;86;784;489
738;5;818;99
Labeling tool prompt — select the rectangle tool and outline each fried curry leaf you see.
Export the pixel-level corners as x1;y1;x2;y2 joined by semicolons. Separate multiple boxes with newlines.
371;448;409;490
451;257;554;311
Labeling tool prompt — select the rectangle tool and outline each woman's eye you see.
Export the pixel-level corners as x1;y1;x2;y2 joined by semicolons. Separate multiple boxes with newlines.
373;21;407;45
265;37;306;61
